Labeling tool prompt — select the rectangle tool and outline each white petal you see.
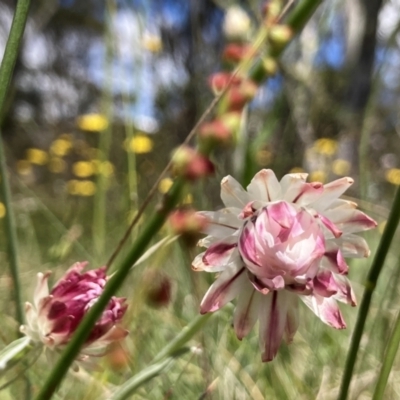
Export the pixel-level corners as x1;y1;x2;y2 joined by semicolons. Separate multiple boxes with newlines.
336;234;371;258
308;177;354;212
33;272;51;310
221;175;250;208
279;173;308;197
199;209;242;237
246;169;282;202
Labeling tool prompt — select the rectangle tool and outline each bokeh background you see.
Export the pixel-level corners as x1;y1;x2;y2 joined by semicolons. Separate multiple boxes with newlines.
0;0;399;399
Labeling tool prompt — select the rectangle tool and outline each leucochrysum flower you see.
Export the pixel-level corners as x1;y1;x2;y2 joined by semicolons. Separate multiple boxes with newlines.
193;169;377;361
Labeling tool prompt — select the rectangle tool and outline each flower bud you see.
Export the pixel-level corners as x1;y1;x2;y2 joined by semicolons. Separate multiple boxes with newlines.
268;25;293;50
142;269;172;308
223;44;254;64
224;79;258;111
262;57;278;76
171;146;215;181
20;262;128;358
199;119;232;148
223;6;251;40
208;72;242;95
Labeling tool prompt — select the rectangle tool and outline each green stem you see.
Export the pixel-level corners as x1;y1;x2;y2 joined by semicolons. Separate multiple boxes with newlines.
152;313;213;363
35;179;185;400
93;0;114;260
110;349;189;400
0;0;31;118
338;185;400;400
0;0;31;332
250;0;323;83
372;310;400;400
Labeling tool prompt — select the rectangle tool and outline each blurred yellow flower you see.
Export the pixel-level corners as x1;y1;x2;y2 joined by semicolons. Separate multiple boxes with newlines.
158;178;173;194
332;159;351;176
48;157;66;174
26;148;48;165
50;139;72;157
16;160;32;175
255;149;272;166
142;34;162;53
73;161;95;178
309;170;327;183
386;168;400;185
289;167;305;174
67;180;96;196
0;202;6;218
314;138;338;156
77;114;109;132
378;220;386;235
125;134;154;154
182;193;193;204
98;161;114;177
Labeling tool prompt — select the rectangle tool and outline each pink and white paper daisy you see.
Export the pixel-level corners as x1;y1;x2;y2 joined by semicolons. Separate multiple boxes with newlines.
192;169;377;361
20;262;128;359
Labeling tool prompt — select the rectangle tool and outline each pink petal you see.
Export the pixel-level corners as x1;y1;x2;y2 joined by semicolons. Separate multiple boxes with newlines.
192;252;225;272
221;175;250;208
258;291;291;362
313;270;339;297
200;265;246;313
300;295;346;329
322;246;349;274
323;209;377;234
202;240;238;268
233;285;261;339
318;214;343;238
246;169;282;202
309;177;354;212
238;222;259;267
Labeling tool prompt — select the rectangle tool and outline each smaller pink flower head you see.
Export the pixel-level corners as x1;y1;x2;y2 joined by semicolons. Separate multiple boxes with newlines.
239;201;326;290
20;262;128;357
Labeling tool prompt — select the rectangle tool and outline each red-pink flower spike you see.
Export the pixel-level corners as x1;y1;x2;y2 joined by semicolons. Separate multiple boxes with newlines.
199;120;232;146
171;145;215;181
192;169;377;362
208;72;243;94
223;43;254;64
20;262;128;358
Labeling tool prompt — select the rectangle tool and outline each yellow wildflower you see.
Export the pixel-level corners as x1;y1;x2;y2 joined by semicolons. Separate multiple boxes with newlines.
158;178;173;194
309;170;327;183
26;148;48;165
332;159;351;176
72;161;95;178
313;138;338;156
50;139;72;157
125;134;153;154
17;160;32;176
48;157;66;173
142;34;162;53
0;202;5;218
77;114;108;132
386;168;400;185
67;180;96;196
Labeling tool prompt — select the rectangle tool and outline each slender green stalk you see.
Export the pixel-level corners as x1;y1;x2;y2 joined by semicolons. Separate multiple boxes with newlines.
110;349;190;400
152;313;213;363
35;179;185;400
372;310;400;400
0;0;31;118
338;185;400;400
93;0;114;260
0;0;31;332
